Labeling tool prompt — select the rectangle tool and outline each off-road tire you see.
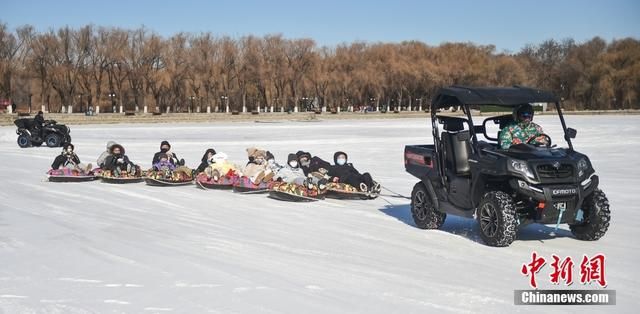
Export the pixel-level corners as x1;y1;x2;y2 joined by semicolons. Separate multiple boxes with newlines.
477;191;517;247
45;134;62;147
569;189;610;241
411;182;446;229
17;134;31;148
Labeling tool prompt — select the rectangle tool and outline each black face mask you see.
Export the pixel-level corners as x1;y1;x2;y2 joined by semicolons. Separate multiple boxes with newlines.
160;148;169;153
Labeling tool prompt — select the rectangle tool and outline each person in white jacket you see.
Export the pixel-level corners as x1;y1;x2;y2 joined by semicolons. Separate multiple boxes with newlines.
97;141;117;168
276;153;307;185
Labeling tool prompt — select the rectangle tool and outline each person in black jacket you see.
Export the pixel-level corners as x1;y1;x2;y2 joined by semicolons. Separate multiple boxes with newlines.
51;143;92;173
152;140;184;166
104;144;138;175
327;151;376;192
34;111;45;140
196;148;217;173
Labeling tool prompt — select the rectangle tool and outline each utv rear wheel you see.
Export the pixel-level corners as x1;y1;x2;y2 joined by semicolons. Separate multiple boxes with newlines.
569;189;610;241
411;182;446;229
477;191;517;247
17;134;31;148
45;134;62;147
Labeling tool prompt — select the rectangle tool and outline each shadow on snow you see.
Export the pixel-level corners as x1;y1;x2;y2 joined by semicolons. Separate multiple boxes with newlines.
378;203;574;245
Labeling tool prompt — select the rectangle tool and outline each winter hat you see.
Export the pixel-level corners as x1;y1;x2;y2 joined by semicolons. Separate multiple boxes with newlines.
266;151;275;161
287;153;298;163
110;144;125;154
246;147;266;159
296;150;311;160
106;141;117;150
160;140;171;149
201;148;217;162
212;152;228;162
333;151;348;164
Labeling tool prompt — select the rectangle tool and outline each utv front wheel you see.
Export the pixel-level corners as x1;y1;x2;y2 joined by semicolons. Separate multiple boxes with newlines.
477;191;517;247
411;182;446;229
569;189;610;241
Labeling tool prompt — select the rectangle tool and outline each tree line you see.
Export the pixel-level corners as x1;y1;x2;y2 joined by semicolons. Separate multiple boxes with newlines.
1;22;639;113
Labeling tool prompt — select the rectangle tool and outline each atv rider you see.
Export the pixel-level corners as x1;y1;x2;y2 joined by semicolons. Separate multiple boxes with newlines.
196;148;217;173
103;144;139;176
152;140;184;166
34;111;45;140
327;151;377;192
499;104;549;149
51;143;93;173
97;141;118;168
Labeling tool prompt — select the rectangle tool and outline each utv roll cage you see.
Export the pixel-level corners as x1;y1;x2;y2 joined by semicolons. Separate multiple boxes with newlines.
430;85;575;180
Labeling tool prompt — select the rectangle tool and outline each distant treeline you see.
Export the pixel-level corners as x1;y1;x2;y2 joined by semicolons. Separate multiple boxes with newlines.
1;22;639;113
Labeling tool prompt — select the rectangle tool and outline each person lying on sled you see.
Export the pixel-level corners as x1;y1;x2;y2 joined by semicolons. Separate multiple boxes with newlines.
327;151;377;192
277;153;329;188
97;141;118;168
242;147;275;184
103;144;139;176
153;153;177;171
204;152;239;181
152;140;185;166
51;143;93;174
276;153;307;185
196;148;217;173
295;150;332;176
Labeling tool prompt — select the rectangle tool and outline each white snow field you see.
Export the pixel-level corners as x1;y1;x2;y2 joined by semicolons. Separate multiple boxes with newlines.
0;116;638;313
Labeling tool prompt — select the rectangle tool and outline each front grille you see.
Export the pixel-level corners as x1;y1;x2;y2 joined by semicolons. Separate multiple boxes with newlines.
537;164;573;179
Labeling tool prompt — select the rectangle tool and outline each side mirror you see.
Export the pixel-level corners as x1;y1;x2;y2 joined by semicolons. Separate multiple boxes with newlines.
456;132;471;141
566;128;577;139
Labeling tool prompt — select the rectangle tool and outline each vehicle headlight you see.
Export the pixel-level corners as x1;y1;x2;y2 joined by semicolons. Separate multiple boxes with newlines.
508;159;536;180
577;158;589;177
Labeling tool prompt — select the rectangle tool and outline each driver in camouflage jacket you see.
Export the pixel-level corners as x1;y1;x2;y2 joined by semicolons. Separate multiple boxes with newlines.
499;104;548;149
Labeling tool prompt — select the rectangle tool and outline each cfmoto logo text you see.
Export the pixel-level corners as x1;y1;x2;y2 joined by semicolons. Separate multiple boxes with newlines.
552;188;577;196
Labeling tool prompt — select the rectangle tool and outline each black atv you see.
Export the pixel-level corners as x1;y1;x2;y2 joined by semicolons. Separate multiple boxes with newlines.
14;118;72;148
404;86;610;247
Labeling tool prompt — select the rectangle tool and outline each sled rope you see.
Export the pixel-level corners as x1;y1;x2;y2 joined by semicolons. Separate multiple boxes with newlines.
381;186;411;199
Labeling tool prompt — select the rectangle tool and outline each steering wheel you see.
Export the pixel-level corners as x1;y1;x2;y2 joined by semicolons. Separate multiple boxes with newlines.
527;133;552;147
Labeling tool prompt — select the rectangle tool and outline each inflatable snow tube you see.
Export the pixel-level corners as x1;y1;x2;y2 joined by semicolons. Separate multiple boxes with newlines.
47;168;98;182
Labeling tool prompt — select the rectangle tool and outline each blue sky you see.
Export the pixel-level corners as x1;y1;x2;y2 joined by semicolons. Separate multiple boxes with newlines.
2;0;638;52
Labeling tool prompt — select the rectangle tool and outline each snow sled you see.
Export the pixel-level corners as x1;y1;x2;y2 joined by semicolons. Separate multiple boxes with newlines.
47;168;98;183
232;176;273;193
144;177;193;186
99;169;144;184
145;169;194;187
325;182;379;200
268;182;324;202
195;172;236;190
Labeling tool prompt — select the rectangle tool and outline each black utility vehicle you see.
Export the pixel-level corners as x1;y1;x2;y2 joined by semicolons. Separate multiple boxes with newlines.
404;86;610;246
14;118;71;148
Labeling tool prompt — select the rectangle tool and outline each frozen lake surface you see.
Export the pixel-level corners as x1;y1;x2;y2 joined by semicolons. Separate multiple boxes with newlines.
0;116;638;313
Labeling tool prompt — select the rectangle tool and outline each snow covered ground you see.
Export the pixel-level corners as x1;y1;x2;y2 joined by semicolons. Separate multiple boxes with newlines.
0;116;638;313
